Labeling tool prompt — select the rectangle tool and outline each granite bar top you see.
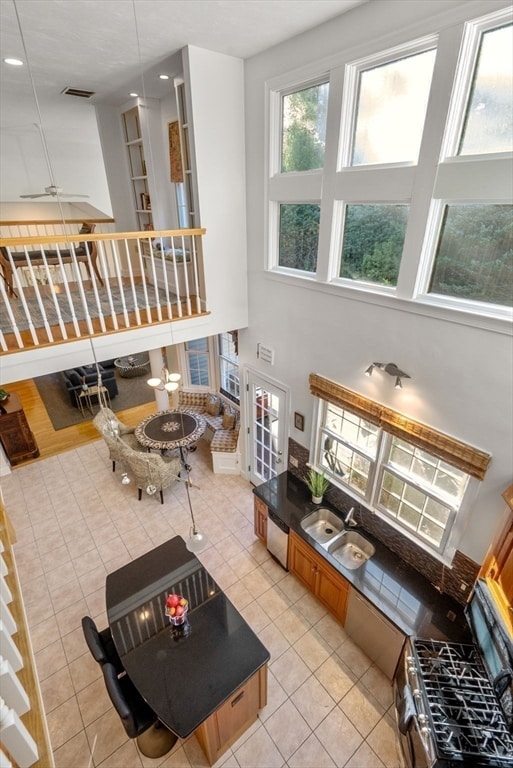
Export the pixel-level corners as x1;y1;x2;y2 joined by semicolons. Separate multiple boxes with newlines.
253;471;471;643
106;536;270;738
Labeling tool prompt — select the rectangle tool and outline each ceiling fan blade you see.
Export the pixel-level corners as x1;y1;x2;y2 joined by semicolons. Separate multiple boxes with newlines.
60;193;90;198
20;193;50;198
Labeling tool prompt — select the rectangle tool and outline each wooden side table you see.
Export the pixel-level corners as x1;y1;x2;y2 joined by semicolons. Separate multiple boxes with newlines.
77;386;111;415
0;393;39;465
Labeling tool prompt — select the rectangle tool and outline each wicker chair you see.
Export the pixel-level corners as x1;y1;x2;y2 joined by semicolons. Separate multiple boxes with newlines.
93;407;145;471
118;441;182;504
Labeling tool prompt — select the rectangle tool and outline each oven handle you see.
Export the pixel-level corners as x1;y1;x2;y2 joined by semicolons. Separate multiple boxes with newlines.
494;668;513;699
397;684;417;735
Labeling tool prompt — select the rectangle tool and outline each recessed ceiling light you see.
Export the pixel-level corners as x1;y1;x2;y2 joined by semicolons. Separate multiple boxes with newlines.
159;74;169;80
129;92;138;97
4;58;23;66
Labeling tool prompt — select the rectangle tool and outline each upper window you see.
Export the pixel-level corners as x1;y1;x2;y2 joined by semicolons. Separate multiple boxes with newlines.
281;82;329;172
268;8;512;322
340;204;409;287
279;203;320;272
351;48;436;166
428;204;513;306
458;23;513;156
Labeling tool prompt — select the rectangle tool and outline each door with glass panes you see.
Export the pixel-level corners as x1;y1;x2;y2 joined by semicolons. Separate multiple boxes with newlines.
247;372;288;486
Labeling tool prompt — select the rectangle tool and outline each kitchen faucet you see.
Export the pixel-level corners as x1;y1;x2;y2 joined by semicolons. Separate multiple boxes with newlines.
344;507;358;527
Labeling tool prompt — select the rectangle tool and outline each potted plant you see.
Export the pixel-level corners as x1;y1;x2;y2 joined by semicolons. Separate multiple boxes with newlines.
305;468;329;504
0;388;9;402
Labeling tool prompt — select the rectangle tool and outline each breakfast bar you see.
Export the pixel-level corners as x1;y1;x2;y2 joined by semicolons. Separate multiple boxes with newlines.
105;536;269;764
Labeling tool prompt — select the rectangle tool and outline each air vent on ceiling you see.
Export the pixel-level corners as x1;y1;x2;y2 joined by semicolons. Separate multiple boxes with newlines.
61;87;95;99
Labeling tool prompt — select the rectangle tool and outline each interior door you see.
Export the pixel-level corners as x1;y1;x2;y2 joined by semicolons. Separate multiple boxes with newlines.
247;371;288;486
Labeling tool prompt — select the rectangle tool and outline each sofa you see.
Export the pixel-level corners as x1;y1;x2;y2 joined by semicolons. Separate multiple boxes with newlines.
177;391;240;472
62;364;119;408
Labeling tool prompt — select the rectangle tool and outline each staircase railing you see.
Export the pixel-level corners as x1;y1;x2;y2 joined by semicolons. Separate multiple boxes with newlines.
0;228;207;352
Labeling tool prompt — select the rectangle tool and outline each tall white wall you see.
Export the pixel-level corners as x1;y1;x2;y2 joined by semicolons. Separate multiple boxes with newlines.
242;0;512;563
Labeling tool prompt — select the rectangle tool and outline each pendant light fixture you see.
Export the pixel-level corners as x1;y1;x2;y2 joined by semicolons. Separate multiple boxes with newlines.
182;444;208;553
147;368;181;392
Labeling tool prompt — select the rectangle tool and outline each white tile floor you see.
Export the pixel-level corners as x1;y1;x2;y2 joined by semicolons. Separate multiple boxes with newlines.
2;438;403;768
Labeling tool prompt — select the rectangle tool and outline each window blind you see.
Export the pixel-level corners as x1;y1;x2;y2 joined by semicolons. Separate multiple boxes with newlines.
309;373;491;480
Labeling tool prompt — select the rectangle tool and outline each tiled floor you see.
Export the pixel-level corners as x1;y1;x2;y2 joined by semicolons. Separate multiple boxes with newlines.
2;438;403;768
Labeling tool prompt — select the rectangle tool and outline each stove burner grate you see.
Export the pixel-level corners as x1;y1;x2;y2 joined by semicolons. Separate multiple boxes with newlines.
412;639;513;764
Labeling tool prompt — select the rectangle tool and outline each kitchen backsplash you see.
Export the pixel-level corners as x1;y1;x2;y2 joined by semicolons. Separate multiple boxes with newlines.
288;438;479;605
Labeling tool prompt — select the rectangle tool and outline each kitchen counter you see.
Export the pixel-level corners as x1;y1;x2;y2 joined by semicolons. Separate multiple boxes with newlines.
253;471;471;642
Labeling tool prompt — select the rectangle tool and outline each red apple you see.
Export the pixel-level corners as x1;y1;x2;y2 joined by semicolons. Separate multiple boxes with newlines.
166;594;179;608
175;605;184;617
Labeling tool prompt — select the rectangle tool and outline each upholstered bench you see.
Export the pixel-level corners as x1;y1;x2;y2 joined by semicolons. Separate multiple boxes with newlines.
177;391;240;473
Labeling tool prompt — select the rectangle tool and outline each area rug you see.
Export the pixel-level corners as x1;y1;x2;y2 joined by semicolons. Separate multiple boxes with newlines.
34;370;155;430
0;284;177;333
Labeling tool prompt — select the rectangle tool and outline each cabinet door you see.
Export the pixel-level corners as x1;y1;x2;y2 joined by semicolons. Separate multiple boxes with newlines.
289;531;318;591
215;672;260;747
254;497;268;543
316;559;349;624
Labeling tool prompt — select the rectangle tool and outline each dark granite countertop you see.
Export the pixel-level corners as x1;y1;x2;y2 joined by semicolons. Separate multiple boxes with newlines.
253;471;471;643
106;535;270;738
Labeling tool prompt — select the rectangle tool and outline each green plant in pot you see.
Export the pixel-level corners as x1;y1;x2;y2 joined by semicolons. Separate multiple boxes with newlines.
0;388;9;402
305;468;329;503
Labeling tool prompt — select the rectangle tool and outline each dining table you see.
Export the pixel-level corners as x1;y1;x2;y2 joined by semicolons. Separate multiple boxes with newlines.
134;409;206;466
105;535;270;765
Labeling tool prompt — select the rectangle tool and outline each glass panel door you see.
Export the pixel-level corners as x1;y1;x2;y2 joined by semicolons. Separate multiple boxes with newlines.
247;372;288;485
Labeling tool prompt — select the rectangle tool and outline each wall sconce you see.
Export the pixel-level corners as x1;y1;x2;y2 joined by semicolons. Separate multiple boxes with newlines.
365;362;411;389
147;368;181;392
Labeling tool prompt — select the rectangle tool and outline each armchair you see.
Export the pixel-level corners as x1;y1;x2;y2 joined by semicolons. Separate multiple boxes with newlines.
118;441;181;504
93;407;145;471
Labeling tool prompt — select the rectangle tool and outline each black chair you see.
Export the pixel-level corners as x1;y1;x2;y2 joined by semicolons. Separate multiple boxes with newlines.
81;616;123;674
102;662;177;757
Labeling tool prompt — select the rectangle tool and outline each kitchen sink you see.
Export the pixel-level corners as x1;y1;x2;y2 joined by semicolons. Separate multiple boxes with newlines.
326;530;375;570
300;508;344;545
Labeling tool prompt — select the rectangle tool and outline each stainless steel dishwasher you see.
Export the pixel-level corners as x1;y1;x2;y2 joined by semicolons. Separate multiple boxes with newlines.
344;587;405;680
266;508;289;569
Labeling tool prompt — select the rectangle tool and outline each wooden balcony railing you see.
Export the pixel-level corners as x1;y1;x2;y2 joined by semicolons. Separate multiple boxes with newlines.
0;228;207;352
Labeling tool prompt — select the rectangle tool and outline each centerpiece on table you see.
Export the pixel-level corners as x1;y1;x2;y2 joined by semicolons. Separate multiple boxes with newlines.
165;593;188;625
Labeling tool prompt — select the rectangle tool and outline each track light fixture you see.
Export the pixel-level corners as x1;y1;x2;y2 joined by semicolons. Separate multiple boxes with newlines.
147;368;181;392
365;362;411;389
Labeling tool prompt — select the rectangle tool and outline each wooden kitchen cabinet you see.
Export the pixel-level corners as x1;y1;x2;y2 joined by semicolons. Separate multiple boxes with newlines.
195;665;267;766
254;497;268;544
0;393;39;465
479;482;513;632
289;530;349;625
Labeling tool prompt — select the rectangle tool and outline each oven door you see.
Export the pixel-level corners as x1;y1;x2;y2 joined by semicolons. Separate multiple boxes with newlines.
393;639;435;768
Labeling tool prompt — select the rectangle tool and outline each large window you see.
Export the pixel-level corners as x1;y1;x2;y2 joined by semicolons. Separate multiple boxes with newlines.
309;374;490;561
218;332;239;403
281;81;328;172
268;8;513;321
184;338;210;386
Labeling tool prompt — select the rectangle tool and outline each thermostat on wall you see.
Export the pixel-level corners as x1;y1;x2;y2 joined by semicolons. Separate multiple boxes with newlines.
257;343;275;364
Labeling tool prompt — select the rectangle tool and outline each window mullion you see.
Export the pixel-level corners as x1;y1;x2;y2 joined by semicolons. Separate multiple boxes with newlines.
395;23;465;299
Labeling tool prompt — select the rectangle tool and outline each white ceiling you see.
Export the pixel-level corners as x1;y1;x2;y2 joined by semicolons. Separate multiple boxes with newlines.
0;0;368;110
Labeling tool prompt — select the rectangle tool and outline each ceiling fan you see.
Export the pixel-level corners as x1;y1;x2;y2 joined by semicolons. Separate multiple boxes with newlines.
20;185;89;199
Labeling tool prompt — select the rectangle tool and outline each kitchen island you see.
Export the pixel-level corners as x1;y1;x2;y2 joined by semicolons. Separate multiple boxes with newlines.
106;535;270;765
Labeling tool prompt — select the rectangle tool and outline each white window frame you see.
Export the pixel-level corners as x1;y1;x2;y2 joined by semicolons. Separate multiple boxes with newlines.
177;337;216;390
265;6;513;330
311;398;480;564
217;332;240;404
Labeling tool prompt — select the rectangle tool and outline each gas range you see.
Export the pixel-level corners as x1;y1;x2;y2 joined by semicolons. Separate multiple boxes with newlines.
394;581;513;767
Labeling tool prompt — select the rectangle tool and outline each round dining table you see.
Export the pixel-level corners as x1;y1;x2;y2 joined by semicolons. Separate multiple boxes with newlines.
135;410;206;459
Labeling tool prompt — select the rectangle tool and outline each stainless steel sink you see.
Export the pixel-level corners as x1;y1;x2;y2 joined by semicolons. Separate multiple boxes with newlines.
326;530;375;570
300;508;344;545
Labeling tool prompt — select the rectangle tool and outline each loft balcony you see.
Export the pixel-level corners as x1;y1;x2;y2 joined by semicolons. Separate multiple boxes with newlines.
0;227;207;354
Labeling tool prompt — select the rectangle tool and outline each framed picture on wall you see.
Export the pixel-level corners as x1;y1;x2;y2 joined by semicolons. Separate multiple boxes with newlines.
294;412;304;431
169;121;184;183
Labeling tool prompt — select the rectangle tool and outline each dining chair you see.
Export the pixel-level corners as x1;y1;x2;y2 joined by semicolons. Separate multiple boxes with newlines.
92;407;146;471
102;662;177;757
81;616;124;674
118;442;182;504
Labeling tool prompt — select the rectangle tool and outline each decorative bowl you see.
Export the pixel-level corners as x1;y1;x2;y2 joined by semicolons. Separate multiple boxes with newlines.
165;594;188;626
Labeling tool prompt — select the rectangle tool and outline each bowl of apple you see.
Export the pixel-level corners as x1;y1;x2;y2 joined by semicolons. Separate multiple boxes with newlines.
165;593;188;626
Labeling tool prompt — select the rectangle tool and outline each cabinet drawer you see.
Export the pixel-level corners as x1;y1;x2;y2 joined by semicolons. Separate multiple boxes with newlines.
215;672;259;746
